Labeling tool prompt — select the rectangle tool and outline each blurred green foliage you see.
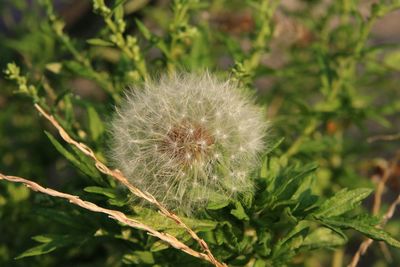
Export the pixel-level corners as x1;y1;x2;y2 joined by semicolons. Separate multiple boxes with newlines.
1;0;400;266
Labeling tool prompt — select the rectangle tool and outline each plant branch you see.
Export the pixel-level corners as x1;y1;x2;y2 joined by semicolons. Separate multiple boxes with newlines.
34;104;226;267
0;173;213;264
367;133;400;143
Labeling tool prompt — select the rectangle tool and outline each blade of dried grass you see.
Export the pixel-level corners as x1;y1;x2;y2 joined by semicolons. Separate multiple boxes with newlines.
0;173;214;264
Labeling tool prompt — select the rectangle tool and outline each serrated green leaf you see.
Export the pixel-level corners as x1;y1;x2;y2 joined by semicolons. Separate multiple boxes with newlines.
301;227;347;250
278;220;309;249
231;201;249;221
274;163;318;202
313;188;373;218
319;216;400;248
255;230;272;257
221;222;239;249
271;221;310;263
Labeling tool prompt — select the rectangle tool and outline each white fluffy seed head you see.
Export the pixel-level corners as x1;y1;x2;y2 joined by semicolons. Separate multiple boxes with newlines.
109;72;268;214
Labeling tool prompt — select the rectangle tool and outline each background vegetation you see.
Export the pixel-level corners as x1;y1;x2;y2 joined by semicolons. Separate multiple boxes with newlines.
1;0;400;266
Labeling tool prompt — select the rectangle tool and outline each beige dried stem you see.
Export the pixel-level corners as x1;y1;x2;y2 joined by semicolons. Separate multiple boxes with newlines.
348;159;398;267
0;173;212;264
33;104;226;267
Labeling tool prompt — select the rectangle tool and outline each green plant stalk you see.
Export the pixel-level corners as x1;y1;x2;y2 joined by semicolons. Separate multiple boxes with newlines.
282;2;398;159
103;17;148;79
167;0;197;73
92;0;148;80
40;0;119;101
232;0;279;86
244;0;279;74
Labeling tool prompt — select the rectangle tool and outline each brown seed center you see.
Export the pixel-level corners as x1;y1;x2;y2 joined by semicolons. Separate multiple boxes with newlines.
160;121;214;164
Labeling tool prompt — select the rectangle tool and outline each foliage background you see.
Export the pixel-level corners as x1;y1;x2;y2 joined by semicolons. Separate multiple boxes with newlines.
1;0;400;266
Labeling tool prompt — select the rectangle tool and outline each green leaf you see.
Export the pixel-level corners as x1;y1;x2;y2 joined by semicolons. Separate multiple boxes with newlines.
264;137;285;156
207;199;230;210
132;206;217;232
255;230;272;257
15;235;77;259
231;201;249;221
86;106;105;142
45;131;90;174
45;131;102;182
276;221;310;248
384;50;400;71
313;188;373;218
84;186;116;199
113;3;124;20
319;216;400;248
260;156;281;181
301;227;347;250
64;61;104;82
108;197;129;207
15;243;58;259
272;221;310;262
150;228;191;252
134;19;169;56
259;145;285;179
45;62;62;73
220;221;240;249
31;235;53;243
123;251;155;264
206;191;230;210
135;19;152;40
85;187;129;206
273;163;318;203
87;38;114;47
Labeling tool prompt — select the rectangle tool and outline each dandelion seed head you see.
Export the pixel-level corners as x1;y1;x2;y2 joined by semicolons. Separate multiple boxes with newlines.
109;72;268;214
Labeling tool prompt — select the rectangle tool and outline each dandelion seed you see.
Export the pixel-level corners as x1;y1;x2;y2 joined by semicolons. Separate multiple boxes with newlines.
109;72;268;214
